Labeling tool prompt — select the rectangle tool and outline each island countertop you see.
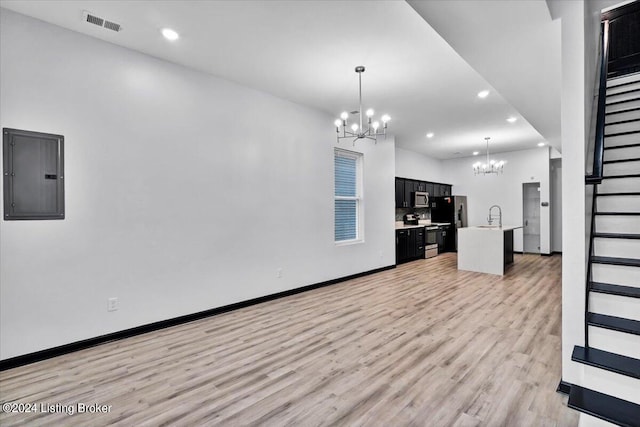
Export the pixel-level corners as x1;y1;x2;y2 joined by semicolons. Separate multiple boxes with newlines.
465;225;523;231
457;226;521;275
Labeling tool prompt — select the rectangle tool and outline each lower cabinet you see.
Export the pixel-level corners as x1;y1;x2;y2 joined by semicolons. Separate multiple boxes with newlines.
396;227;425;264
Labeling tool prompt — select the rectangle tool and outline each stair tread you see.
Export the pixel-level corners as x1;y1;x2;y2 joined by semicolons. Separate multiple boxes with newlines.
597;192;640;196
590;281;640;298
603;157;640;163
587;312;640;335
572;346;640;378
601;173;640;178
606;106;640;116
567;385;640;427
593;232;640;239
591;256;640;267
604;142;640;149
594;211;640;215
595;211;640;215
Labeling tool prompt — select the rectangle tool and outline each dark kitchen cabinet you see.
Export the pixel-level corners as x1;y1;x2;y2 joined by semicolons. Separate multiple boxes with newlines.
437;225;454;253
395;177;419;208
395;178;406;208
395;177;453;207
425;182;434;197
404;180;414;207
415;227;425;258
396;227;425;264
432;184;452;197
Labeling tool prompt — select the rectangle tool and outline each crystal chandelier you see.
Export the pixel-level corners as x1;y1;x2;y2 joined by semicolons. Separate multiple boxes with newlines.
473;137;505;175
334;66;390;144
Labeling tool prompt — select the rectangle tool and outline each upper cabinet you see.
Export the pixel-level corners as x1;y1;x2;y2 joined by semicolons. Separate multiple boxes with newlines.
395;177;451;207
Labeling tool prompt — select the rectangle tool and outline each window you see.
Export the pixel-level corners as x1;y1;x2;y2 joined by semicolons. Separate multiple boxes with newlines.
334;148;363;243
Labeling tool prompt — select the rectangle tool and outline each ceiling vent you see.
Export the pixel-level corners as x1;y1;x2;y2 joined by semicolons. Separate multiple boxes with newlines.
82;11;122;32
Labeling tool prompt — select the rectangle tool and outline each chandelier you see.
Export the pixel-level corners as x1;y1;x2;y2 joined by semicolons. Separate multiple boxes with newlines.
334;66;390;144
473;137;505;175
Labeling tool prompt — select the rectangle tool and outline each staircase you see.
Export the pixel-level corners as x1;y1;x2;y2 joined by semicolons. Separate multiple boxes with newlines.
568;72;640;427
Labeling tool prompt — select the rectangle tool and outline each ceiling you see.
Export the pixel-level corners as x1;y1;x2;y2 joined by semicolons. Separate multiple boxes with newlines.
0;0;559;159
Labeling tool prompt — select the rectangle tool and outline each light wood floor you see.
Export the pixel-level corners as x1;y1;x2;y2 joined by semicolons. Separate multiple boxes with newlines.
0;253;577;426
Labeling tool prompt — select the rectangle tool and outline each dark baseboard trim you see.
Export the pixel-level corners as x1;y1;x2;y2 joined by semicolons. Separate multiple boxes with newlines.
557;379;573;395
541;253;553;257
514;251;524;254
553;251;563;255
0;264;396;371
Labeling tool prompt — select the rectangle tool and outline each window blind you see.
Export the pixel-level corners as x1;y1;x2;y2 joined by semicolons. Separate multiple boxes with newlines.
334;151;359;242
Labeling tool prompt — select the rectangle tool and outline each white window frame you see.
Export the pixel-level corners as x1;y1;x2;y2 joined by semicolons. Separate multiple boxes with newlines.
334;148;364;245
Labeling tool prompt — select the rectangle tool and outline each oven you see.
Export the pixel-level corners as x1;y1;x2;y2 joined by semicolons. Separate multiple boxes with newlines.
425;226;439;258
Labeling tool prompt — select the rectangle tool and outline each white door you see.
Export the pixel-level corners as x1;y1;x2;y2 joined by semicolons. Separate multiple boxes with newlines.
523;182;541;254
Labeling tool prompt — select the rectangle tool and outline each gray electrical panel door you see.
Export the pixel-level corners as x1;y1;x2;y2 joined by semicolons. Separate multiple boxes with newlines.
3;128;65;220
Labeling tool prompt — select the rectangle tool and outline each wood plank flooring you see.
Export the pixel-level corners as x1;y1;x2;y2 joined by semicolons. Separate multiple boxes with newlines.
0;253;577;426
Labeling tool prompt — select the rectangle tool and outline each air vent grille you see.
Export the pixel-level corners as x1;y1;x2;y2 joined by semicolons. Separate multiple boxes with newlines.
103;21;121;32
82;11;122;32
85;13;104;27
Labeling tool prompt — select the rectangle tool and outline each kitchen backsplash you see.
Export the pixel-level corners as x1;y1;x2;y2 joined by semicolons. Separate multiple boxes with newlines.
395;208;430;221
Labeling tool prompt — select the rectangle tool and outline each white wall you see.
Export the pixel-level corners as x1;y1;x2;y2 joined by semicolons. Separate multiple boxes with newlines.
549;0;588;388
0;10;395;360
551;159;563;252
394;147;446;183
439;148;552;254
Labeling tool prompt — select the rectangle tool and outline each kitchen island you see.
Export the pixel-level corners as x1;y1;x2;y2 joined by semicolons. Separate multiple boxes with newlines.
457;225;523;276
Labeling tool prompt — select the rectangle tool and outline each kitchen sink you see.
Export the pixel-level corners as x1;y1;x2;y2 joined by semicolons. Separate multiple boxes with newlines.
476;225;501;228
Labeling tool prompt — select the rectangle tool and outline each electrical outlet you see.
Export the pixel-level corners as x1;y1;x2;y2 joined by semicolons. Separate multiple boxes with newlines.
107;297;118;312
276;268;282;278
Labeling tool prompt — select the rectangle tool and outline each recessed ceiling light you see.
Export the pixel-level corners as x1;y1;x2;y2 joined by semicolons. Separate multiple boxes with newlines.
477;90;490;98
161;28;179;41
426;132;434;138
473;151;479;156
538;142;546;147
506;116;517;123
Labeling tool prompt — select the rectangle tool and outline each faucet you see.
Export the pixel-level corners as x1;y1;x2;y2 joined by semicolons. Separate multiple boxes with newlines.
488;205;502;228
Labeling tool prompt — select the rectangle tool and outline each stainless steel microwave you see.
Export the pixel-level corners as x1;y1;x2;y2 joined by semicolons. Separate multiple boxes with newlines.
413;191;429;208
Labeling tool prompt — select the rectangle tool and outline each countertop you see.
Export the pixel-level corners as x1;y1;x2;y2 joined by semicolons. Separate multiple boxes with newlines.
395;221;451;230
465;225;523;231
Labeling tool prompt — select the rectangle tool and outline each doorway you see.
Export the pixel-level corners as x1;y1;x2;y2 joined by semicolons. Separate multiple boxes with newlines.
523;182;541;254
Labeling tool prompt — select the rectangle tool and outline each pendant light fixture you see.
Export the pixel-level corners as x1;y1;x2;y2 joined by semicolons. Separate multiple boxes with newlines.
334;66;390;144
473;137;505;175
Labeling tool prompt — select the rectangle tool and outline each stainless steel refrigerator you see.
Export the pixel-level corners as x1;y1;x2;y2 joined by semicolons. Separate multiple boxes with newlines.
430;196;468;252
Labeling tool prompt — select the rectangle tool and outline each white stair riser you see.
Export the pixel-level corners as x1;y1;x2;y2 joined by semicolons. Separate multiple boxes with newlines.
603;144;640;161
604;132;639;146
607;80;640;95
597;177;640;193
607;73;640;87
603;160;640;176
606;90;640;104
605;109;640;124
590;292;640;321
597;195;640;211
579;363;640;405
578;413;619;427
592;263;640;287
605;120;640;135
606;98;640;113
589;326;640;359
593;238;640;258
